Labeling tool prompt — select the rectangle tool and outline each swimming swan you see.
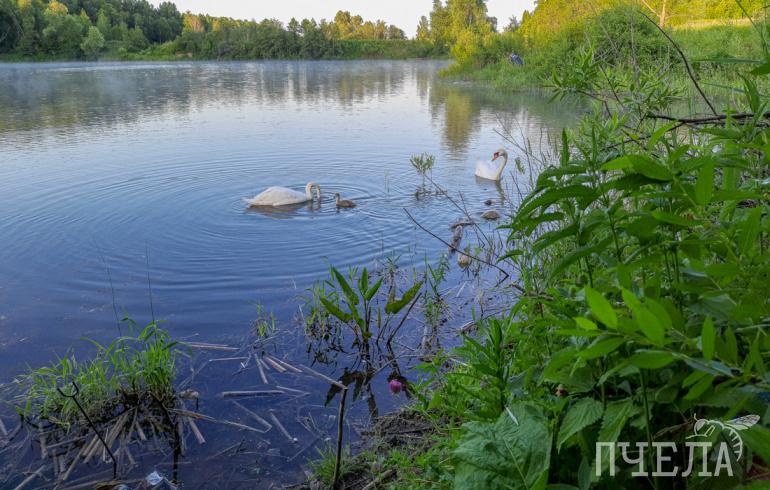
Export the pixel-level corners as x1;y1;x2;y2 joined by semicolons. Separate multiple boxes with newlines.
475;148;508;181
243;182;321;207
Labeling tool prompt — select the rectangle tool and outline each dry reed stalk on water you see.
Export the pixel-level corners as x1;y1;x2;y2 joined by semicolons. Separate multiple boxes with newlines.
171;408;266;434
46;436;86;450
256;357;269;384
274;385;310;397
122;437;136;466
269;412;296;443
59;440;87;482
12;465;45;490
105;412;129;449
261;356;286;373
38;434;46;459
183;342;239;352
176;416;186;456
0;417;7;437
80;434;99;465
220;390;285;397
133;418;147;441
298;365;346;390
209;356;249;362
187;417;206;444
269;356;302;373
228;401;272;431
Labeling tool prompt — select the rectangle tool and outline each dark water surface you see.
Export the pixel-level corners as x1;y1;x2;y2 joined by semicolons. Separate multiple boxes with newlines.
0;60;573;486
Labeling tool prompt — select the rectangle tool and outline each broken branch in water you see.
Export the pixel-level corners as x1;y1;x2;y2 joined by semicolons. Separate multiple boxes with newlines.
404;208;510;282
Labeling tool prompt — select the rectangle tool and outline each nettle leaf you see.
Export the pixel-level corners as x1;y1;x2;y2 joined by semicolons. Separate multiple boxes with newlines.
622;289;664;344
694;163;714;206
605;154;672;181
651;210;698;228
701;316;715;361
549;237;612;280
557;398;604;451
626;350;677;369
517;184;597;218
454;404;551;490
630;155;673;181
594;399;636;476
574;317;598;330
584;287;617;329
737;206;762;256
578;337;625;360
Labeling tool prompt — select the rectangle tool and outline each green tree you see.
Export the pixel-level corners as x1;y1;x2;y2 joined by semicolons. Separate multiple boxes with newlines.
124;25;148;52
41;1;87;56
95;8;110;38
80;24;103;58
416;15;430;41
429;0;452;50
0;0;21;53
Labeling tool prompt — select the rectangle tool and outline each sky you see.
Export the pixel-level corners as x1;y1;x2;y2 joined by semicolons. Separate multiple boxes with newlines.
152;1;537;36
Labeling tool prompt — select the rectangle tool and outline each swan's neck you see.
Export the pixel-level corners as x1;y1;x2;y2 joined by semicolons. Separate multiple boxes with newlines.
494;155;508;180
306;182;320;201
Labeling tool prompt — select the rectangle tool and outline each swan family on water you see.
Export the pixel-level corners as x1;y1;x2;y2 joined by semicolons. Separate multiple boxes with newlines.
242;147;510;209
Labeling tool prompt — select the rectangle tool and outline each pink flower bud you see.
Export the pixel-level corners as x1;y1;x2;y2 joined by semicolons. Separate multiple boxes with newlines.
389;379;404;394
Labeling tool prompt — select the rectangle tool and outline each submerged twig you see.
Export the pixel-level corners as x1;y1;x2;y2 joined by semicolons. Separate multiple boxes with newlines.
56;382;117;479
404;208;510;282
333;387;349;490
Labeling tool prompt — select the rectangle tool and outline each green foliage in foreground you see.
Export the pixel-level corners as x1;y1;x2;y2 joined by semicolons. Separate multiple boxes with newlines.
21;322;177;428
376;15;770;490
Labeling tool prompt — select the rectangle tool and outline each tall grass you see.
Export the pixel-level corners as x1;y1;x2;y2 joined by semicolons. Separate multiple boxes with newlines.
21;321;178;428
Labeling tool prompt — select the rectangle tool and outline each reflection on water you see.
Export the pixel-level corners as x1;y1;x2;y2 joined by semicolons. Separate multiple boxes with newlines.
0;59;576;371
0;60;576;485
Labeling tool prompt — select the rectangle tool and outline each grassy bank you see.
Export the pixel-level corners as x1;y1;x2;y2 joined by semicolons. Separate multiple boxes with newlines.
445;19;765;94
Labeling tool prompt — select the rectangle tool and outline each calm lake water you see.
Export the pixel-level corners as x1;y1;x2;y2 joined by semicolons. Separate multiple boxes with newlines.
0;60;574;486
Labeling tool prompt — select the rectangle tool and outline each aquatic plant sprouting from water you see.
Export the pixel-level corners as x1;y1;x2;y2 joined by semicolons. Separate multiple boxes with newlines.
424;255;450;329
252;301;277;339
317;266;423;351
20;321;178;427
410;152;436;195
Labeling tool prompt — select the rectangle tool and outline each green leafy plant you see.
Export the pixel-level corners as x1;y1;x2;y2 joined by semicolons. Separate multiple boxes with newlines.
410;152;436;194
317;266;423;352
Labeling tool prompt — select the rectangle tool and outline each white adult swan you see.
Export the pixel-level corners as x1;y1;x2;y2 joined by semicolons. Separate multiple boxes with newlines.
475;148;508;181
243;182;321;207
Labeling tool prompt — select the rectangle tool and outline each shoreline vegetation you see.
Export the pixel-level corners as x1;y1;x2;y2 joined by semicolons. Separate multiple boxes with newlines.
3;0;770;489
0;1;447;62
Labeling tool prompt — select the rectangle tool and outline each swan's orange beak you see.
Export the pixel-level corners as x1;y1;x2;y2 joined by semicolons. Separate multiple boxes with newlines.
492;152;500;161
